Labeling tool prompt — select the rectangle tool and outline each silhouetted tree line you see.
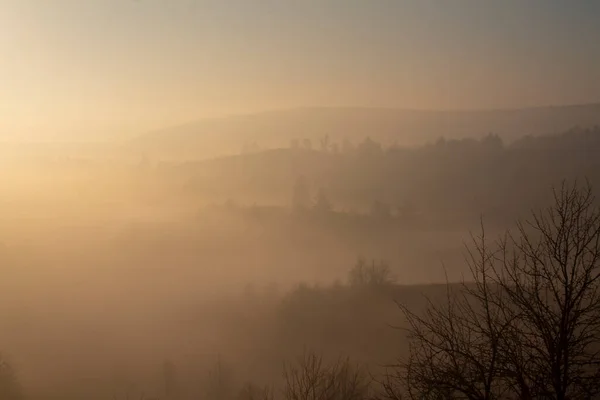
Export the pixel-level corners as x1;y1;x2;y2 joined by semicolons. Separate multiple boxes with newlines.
183;126;600;226
143;181;600;400
382;181;600;399
5;180;600;399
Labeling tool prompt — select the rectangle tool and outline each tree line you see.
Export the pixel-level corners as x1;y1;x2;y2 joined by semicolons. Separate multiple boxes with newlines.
183;126;600;225
3;180;600;399
207;181;600;400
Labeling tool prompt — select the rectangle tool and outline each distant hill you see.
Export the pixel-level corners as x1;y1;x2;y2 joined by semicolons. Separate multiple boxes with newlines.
132;103;600;160
161;126;600;222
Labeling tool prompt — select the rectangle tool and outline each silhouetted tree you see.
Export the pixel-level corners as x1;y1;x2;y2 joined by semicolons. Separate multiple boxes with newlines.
348;258;395;288
385;181;600;399
357;137;382;158
206;355;235;400
434;136;447;147
283;350;370;400
480;133;504;151
237;383;274;400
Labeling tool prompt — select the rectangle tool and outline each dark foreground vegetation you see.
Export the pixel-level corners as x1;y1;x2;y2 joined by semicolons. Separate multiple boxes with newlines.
178;126;600;214
3;127;600;399
2;180;600;400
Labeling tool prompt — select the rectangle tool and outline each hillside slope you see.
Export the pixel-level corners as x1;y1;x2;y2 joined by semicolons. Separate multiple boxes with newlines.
132;103;600;159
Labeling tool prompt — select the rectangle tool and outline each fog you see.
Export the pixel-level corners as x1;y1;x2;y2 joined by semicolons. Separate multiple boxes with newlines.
1;125;599;399
0;147;436;399
2;1;600;399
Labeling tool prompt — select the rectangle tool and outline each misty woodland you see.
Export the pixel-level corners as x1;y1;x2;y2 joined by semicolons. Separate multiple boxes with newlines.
2;125;600;400
3;2;600;400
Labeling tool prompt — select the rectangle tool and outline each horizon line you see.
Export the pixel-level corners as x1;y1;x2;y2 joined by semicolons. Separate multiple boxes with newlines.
151;100;600;132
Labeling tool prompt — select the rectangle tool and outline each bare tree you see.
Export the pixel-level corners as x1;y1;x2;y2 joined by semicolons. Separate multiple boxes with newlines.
497;181;600;399
386;181;600;399
238;382;275;400
283;350;370;400
205;355;235;400
348;258;395;288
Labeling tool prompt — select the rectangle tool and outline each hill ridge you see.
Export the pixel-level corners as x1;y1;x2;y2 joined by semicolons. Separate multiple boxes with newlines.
132;103;600;160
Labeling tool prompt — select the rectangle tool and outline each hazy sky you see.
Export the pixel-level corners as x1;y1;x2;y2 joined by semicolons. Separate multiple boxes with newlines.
1;0;599;140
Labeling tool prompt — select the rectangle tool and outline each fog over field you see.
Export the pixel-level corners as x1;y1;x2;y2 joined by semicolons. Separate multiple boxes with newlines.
1;1;600;399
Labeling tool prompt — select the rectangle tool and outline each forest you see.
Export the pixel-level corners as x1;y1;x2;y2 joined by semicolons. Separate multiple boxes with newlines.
2;125;600;399
4;0;600;398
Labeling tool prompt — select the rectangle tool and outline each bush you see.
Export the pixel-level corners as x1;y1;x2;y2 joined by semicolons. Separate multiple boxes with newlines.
283;350;370;400
348;258;395;288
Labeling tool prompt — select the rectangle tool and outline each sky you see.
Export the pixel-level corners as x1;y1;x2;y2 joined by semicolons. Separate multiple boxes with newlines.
1;0;599;141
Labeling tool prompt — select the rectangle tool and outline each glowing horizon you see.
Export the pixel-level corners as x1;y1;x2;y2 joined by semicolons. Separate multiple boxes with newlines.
1;0;599;141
